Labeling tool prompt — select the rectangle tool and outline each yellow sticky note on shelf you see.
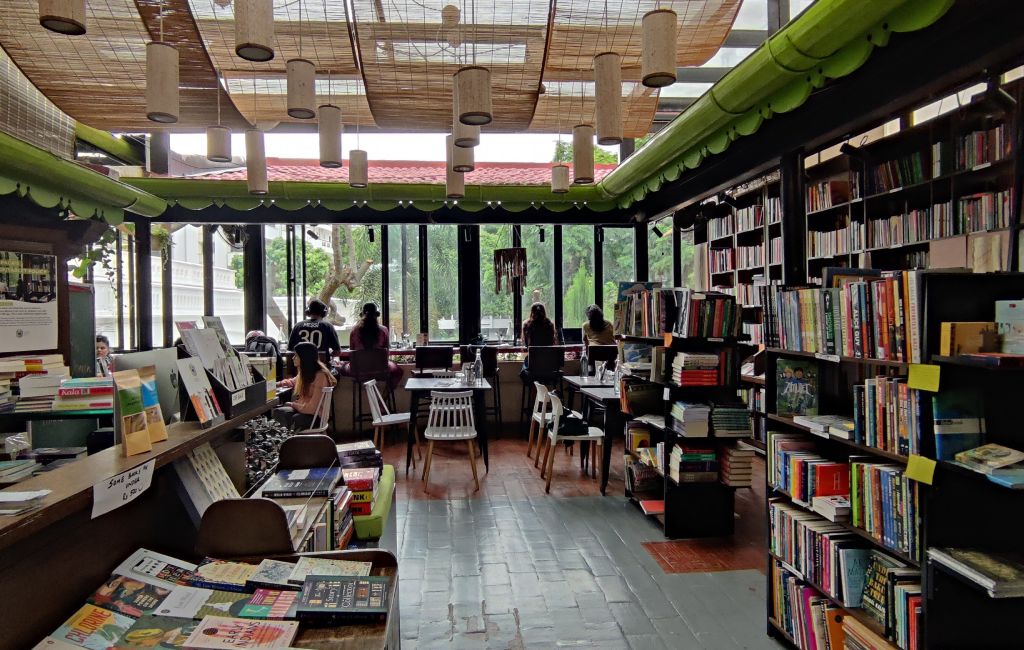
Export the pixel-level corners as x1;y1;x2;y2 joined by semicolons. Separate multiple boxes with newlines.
907;363;940;392
906;455;936;485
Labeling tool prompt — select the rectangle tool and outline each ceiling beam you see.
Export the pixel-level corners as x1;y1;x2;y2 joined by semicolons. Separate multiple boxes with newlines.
724;29;769;47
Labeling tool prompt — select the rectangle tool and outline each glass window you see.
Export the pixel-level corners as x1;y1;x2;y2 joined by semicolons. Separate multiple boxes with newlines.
520;225;555;336
91;232;128;350
562;225;595;330
167;225;205;341
734;0;768;29
602;227;634;316
206;225;245;344
387;224;420;346
426;225;459;341
648;225;673;284
306;224;383;347
479;224;515;342
680;228;700;289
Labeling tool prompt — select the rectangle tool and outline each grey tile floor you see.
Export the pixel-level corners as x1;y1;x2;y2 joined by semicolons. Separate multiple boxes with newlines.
395;495;785;649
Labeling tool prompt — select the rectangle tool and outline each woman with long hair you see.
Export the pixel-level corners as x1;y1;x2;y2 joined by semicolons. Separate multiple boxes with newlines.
582;304;615;347
520;302;559;382
275;341;337;430
344;302;403;389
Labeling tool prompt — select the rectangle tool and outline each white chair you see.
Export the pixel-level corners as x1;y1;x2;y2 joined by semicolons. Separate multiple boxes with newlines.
527;382;550;462
422;391;479;492
295;386;334;435
364;380;420;468
541;393;605;494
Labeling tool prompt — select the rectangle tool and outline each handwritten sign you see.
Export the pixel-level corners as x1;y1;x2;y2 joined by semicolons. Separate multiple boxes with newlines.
92;460;155;519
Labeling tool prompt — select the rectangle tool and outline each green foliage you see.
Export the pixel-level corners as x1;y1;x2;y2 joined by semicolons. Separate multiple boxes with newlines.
552;140;618;164
71;223;119;295
563;266;595;327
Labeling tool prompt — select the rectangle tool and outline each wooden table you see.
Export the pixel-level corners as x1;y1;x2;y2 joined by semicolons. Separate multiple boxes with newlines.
579;386;623;496
403;377;493;474
563;374;616;413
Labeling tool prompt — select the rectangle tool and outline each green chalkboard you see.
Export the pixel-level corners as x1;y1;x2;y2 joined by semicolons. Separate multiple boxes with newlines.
68;282;95;378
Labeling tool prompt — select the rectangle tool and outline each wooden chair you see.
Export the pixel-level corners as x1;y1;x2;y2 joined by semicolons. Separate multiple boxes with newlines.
541;393;605;494
295;386;334;435
364;379;420;468
422;391;479;492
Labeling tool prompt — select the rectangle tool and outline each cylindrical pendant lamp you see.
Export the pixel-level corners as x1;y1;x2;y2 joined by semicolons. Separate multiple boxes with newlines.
286;58;316;119
551;164;570;194
349;149;368;188
447;28;463;49
445;136;465;199
245;128;268;195
146;42;179;124
318;104;343;168
39;0;86;35
452;95;480;147
454;66;492;126
441;4;460;28
642;9;677;88
450;135;474;173
235;0;275;62
573;124;595;184
594;52;623;145
206;125;232;163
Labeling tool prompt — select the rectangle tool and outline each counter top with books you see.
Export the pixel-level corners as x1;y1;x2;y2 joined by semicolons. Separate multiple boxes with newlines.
0;400;276;552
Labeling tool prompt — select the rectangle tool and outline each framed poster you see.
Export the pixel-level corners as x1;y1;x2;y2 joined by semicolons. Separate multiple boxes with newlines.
0;251;58;353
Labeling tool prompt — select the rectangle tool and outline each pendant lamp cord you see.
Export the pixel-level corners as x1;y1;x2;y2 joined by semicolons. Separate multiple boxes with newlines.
158;0;164;41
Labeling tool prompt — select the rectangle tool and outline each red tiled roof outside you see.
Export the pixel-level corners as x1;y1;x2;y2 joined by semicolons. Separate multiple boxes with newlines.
184;158;617;186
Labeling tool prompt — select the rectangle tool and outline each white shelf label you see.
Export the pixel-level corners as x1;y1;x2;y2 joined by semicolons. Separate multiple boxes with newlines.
814;353;840;363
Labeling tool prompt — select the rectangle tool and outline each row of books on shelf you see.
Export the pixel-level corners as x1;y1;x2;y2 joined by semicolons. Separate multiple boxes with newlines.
737;276;782;307
708;213;733;239
867;150;927;195
807;178;857;213
668;399;750;438
740;385;765;414
768;433;921;561
629;429;755;487
807;223;855;259
742;322;763;346
672;289;742;339
736;244;763;269
770;547;920;650
614;283;670;338
863;201;956;249
38;547;390;650
710;248;734;274
761;268;928;362
932;123;1010;176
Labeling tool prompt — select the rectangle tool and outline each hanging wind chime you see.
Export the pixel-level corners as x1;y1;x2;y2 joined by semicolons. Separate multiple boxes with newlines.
493;247;527;295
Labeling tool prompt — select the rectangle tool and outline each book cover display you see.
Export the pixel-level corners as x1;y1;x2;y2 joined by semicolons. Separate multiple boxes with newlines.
87;575;172;618
775;359;818;417
287;557;372;585
113;549;197;590
112;369;152;457
111;615;199;649
52;604;134;650
183;616;298;649
295;575;390;622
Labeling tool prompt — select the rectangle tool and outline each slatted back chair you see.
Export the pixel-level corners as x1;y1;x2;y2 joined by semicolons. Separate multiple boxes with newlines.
295;386;334;435
421;391;479;491
526;381;550;462
364;380;419;464
540;393;605;493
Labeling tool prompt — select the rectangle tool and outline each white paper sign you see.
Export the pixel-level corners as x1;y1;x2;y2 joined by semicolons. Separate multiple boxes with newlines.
92;460;155;519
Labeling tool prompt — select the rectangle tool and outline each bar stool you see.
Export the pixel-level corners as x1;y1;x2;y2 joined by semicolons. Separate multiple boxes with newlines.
461;345;501;433
414;346;454;377
349;348;392;435
519;346;565;433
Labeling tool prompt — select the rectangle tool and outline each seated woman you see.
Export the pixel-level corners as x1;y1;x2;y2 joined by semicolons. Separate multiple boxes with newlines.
582;304;615;347
275;341;337;431
520;302;560;382
340;302;403;389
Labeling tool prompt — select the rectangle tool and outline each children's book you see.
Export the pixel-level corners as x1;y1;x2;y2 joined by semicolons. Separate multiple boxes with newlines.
775;358;818;417
51;604;134;650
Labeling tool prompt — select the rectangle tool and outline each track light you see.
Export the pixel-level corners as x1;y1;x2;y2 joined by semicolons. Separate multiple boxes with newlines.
367;226;375;242
980;80;1017;116
539;226;545;243
305;229;319;240
597;226;604;243
717;192;738;208
652;225;665;238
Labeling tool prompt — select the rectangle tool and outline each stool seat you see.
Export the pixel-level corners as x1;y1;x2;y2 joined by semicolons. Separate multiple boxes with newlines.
423;425;477;441
373;412;411;427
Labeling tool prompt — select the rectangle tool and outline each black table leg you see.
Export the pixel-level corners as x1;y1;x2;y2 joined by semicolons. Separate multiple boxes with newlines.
601;402;622;496
474;390;489;472
406;391;420;475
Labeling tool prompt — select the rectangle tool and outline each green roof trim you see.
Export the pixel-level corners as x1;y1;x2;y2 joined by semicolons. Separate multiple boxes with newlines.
598;0;954;208
74;122;145;166
0;131;167;222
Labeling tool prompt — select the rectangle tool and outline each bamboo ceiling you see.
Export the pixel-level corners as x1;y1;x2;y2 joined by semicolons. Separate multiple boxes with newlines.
0;0;741;136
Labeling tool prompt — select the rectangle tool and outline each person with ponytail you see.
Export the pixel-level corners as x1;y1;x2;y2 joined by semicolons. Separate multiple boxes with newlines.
342;302;403;389
275;341;337;430
582;304;615;347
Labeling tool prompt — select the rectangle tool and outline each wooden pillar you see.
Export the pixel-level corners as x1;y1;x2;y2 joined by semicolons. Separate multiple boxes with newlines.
594;226;604;310
457;224;480;343
418;225;428;339
380;225;390;330
779;151;806;286
553;225;564;330
634;222;649;282
134;219;153;351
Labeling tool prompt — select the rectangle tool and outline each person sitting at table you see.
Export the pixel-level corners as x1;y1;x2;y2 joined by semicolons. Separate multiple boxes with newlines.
96;334;113;377
582;304;615;347
340;302;403;389
274;341;336;430
288;299;341;361
520;302;559;382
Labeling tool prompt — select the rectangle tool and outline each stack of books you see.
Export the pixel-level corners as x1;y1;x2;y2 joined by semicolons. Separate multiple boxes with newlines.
53;376;114;411
670;352;720;386
0;354;68;413
0;459;40;485
336;440;384;471
0;377;10;412
710;401;752;438
331;484;355;549
669;401;710;438
342;467;379;516
928;548;1024;599
792;414;855;439
669;443;718;483
720;445;755;487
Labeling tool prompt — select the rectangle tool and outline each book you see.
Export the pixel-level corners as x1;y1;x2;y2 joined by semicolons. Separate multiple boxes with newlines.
114;548;197;589
341;467;378;491
638;499;665;515
87;574;172;618
775;358;818;417
183;616;299;649
954;443;1024;474
939;321;998;355
295;575;391;624
928;548;1024;598
187;559;258;593
261;467;341;499
112;615;199;649
246;560;299;591
51;604;135;650
152;586;215;619
931;388;985;460
238;590;300;620
287;557;373;585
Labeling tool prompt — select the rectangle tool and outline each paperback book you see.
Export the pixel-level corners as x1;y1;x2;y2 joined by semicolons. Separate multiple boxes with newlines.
246;559;300;591
187;558;259;592
87;575;172;618
287;557;373;585
295;575;391;624
238;590;300;620
775;359;818;417
261;466;341;499
111;615;199;649
51;604;135;650
183;616;298;649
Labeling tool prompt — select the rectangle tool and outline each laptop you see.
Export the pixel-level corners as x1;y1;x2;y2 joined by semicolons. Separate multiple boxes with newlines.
560;327;583;344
